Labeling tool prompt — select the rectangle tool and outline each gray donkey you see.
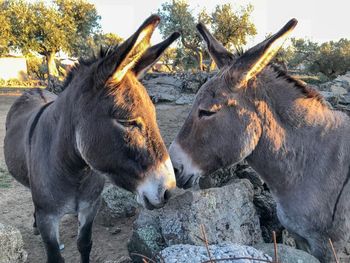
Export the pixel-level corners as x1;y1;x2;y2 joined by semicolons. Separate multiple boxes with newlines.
4;15;179;263
169;19;350;262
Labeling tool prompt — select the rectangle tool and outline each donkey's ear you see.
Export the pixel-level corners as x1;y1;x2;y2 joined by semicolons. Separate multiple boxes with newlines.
234;19;298;87
132;32;180;79
103;15;160;85
196;23;235;69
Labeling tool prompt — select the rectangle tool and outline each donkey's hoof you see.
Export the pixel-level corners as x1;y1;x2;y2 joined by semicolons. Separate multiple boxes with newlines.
59;244;65;251
33;227;40;236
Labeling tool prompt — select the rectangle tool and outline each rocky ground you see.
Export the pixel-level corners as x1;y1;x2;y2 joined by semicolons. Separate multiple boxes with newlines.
1;71;350;262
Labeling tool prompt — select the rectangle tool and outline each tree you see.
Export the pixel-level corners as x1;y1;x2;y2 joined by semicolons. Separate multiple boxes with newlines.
310;39;350;78
158;0;204;70
0;8;12;56
157;0;256;71
2;0;100;81
76;33;124;59
211;4;256;51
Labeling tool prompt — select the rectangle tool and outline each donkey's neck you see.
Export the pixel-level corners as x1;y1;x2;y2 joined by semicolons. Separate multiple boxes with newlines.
43;87;87;176
246;68;350;197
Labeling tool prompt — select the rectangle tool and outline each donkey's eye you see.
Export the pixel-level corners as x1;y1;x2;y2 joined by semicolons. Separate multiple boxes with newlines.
117;118;143;130
198;109;217;119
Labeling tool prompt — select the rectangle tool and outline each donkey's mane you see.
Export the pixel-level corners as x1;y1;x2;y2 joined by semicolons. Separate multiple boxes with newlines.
270;64;326;105
62;45;118;90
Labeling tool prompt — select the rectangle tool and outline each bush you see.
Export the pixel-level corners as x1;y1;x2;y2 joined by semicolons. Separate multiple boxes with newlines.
26;55;48;80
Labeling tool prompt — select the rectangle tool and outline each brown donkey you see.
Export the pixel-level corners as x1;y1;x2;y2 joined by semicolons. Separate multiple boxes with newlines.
4;15;179;263
169;19;350;262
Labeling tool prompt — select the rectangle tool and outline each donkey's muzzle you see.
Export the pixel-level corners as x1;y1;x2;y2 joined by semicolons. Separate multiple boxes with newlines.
169;141;203;189
136;158;176;210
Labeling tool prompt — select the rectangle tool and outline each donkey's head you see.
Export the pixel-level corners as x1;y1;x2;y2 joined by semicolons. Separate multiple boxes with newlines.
170;19;297;188
69;15;179;209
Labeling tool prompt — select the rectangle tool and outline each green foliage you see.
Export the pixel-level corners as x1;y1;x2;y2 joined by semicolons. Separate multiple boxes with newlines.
157;0;256;71
26;55;48;80
0;7;12;56
211;4;256;51
77;32;123;59
310;39;350;78
1;0;100;77
284;38;350;79
158;0;202;70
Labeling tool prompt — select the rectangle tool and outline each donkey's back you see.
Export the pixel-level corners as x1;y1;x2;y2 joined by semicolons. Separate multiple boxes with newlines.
4;88;56;187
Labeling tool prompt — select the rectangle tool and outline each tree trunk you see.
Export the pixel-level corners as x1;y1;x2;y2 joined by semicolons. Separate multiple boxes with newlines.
46;52;58;78
45;52;62;93
196;51;204;71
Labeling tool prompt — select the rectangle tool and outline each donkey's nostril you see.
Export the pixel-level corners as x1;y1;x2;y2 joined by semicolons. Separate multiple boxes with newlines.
164;189;171;202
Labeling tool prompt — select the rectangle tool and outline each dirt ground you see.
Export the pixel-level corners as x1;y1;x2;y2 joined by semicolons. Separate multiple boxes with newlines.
0;95;191;263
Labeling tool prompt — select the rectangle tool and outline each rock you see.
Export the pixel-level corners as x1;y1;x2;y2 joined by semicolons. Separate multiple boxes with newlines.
143;75;183;103
127;209;166;263
97;185;138;226
0;223;27;263
159;180;263;246
330;85;348;96
159;243;272;263
234;163;264;189
254;191;283;243
104;256;132;263
254;243;320;263
334;72;350;90
128;181;262;260
199;165;238;189
175;94;195;105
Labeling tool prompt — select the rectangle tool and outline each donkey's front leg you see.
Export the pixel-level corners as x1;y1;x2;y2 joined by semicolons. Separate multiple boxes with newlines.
77;199;100;263
35;210;64;263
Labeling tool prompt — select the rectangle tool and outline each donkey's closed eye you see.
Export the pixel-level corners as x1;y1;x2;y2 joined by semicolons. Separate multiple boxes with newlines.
198;109;217;119
117;118;144;130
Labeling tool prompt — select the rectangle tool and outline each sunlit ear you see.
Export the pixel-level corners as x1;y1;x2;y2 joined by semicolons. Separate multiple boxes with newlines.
101;15;160;86
196;23;235;68
235;18;298;87
133;32;180;79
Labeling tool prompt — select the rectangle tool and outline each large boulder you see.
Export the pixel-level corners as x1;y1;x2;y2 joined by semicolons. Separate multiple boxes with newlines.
159;180;263;246
159;243;271;263
0;223;27;263
97;185;139;226
254;243;320;263
128;180;263;261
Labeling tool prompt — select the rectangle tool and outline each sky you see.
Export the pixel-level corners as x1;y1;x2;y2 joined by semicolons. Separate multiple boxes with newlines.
90;0;350;47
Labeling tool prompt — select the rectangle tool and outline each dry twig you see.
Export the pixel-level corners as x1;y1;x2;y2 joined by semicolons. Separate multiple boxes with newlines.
272;231;279;263
200;224;214;263
329;238;340;263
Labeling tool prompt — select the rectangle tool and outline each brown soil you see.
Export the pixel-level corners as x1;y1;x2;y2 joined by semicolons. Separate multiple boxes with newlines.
0;95;191;263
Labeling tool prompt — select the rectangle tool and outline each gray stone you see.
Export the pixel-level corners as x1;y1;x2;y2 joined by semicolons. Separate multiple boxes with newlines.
142;75;183;103
175;94;195;105
330;85;348;96
254;243;320;263
199;164;238;189
159;243;272;263
334;72;350;90
98;185;138;226
127;209;166;263
0;223;27;263
159;180;263;246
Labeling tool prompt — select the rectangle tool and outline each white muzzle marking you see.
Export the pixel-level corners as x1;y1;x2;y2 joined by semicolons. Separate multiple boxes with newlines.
136;158;176;208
